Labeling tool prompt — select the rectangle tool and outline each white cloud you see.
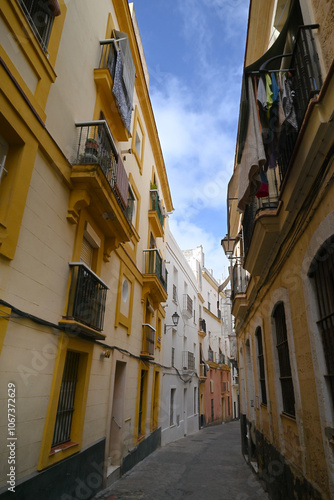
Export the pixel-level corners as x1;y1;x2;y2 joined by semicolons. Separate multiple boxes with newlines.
150;75;236;216
169;218;230;280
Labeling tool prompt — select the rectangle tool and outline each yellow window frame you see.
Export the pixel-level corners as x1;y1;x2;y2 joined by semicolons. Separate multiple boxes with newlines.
38;334;93;470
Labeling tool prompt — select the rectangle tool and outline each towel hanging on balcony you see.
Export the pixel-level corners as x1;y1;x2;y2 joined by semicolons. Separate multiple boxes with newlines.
255;168;269;198
237;77;266;212
112;49;132;133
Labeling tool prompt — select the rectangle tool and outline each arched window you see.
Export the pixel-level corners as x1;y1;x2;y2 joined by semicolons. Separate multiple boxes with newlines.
308;236;334;408
255;326;267;405
273;302;295;417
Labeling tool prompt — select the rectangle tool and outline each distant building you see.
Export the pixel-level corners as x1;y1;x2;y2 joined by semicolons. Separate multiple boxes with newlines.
222;0;334;498
160;228;199;445
0;1;173;498
183;246;233;427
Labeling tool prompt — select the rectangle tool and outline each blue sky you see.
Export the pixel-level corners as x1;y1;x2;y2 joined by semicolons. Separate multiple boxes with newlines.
132;0;249;280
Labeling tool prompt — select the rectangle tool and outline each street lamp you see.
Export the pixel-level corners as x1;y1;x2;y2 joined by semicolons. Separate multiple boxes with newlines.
164;312;180;333
221;234;237;258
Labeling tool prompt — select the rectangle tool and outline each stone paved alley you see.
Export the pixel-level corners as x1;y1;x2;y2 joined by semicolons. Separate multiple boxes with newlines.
94;421;269;500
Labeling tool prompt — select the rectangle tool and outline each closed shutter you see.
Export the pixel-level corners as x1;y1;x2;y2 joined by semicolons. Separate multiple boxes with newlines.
80;237;94;268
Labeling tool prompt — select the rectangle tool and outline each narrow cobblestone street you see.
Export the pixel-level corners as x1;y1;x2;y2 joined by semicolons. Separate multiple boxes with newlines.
94;421;269;500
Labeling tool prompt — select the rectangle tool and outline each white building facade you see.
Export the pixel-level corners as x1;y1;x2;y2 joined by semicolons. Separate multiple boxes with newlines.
160;229;200;446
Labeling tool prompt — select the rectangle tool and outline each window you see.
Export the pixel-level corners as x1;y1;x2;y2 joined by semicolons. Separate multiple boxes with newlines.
127;185;136;225
309;236;334;406
52;351;80;447
173;284;177;303
273;302;295;416
38;337;92;470
18;0;61;52
170;388;176;426
256;327;267;405
171;347;175;366
131;107;145;172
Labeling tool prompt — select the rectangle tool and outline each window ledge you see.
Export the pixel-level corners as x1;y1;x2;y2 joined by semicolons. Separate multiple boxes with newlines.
49;441;79;456
280;412;296;422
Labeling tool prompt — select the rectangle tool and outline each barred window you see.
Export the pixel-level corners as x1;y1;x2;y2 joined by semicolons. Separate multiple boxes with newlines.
273;302;295;417
52;350;80;447
308;236;334;407
255;327;267;405
18;0;61;52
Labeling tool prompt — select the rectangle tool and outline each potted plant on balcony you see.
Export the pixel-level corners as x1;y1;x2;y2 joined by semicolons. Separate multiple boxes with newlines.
84;138;99;163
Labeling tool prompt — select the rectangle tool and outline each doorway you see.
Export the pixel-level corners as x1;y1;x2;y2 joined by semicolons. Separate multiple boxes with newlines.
109;361;126;466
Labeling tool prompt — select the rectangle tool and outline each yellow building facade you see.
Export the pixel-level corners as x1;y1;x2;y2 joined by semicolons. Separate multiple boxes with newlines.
0;1;172;498
223;0;334;498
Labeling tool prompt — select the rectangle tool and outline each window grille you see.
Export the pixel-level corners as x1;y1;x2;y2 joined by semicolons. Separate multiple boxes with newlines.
172;284;177;303
171;347;175;367
52;351;80;447
256;327;267;405
274;302;295;416
18;0;59;52
309;236;334;406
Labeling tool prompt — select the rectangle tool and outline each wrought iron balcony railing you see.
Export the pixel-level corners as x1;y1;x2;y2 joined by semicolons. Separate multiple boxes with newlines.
219;353;226;365
231;261;250;300
278;25;322;184
242;165;280;255
97;38;135;133
64;263;108;332
199;318;206;333
73;121;133;222
199;363;207;378
143;249;167;291
182;351;195;371
141;324;155;357
242;26;322;259
149;190;164;228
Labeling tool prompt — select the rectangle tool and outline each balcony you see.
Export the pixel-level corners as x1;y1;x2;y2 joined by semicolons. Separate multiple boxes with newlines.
182;294;193;319
278;25;322;185
94;37;135;140
182;351;195;371
142;249;168;306
219;353;226;365
59;263;108;339
199;318;206;337
148;190;164;238
241;26;322;273
69;121;134;253
141;324;155;359
199;363;207;380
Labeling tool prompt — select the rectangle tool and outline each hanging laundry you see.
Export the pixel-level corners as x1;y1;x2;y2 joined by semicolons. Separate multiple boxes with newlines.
255;168;269;198
257;76;267;112
238;77;266;212
281;73;298;130
265;73;273;115
271;73;279;104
